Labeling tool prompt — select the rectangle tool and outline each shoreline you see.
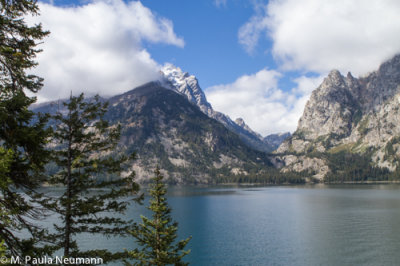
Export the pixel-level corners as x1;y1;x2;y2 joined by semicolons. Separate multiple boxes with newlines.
40;180;400;188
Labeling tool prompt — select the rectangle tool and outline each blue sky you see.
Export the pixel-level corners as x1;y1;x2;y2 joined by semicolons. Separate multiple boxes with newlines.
33;0;400;135
141;0;278;87
46;0;279;88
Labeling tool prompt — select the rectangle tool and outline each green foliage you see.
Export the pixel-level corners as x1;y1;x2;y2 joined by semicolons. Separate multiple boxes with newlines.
0;147;12;187
385;137;400;157
324;151;392;182
126;167;191;265
0;0;51;257
0;238;9;265
0;148;12;258
357;116;370;136
214;168;307;184
352;108;363;126
382;137;400;167
42;94;142;263
0;240;6;258
0;0;49;95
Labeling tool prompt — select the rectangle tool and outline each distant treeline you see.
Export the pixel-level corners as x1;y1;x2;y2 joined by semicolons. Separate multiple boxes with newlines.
324;151;400;183
214;169;307;184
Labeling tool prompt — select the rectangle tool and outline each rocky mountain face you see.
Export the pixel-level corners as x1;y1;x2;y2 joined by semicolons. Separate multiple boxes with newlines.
35;82;272;183
277;54;400;180
161;64;276;152
264;132;291;150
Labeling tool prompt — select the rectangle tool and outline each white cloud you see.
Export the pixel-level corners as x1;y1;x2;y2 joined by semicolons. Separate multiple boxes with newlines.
239;0;400;76
29;0;184;102
238;3;268;54
214;0;227;8
206;69;323;135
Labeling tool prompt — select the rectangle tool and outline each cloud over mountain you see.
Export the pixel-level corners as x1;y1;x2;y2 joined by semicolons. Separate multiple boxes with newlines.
211;0;400;136
239;0;400;76
206;69;323;135
29;0;184;102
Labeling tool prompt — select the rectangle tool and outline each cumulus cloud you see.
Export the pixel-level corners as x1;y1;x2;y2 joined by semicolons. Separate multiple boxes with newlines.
28;0;184;102
239;0;400;76
206;70;323;135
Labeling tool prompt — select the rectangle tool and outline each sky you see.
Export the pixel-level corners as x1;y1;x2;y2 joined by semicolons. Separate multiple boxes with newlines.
30;0;400;136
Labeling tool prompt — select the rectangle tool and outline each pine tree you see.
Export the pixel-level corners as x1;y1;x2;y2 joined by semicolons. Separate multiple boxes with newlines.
43;93;141;263
0;0;51;257
0;240;6;258
0;147;12;259
126;167;191;266
0;147;13;192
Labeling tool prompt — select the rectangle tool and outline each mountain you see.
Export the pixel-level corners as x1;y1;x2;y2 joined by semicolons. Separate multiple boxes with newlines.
35;82;274;184
160;64;276;152
276;54;400;181
264;132;291;150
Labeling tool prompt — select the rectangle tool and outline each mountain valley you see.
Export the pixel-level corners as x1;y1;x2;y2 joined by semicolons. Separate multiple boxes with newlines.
34;55;400;183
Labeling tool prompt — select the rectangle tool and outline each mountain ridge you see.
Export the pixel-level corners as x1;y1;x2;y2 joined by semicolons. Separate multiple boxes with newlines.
160;64;277;152
276;54;400;180
35;82;276;183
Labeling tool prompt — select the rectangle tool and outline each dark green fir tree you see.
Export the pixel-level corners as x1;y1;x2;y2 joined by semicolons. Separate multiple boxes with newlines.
126;167;191;266
0;0;51;257
43;93;141;263
0;240;6;258
0;147;12;258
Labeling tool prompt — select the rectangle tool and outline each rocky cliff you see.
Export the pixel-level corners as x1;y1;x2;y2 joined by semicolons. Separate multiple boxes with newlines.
161;64;276;152
277;54;400;180
264;132;291;150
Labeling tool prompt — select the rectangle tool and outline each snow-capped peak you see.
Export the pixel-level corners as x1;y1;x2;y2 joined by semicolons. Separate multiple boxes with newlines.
159;64;274;152
161;64;192;88
160;64;212;115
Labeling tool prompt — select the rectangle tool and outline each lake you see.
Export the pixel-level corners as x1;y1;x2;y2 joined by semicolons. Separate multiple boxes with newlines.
44;184;400;265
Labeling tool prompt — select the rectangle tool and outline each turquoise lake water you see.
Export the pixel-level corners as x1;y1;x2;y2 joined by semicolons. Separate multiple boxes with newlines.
43;184;400;265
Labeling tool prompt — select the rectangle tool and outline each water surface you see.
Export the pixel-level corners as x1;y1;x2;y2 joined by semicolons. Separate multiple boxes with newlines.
49;184;400;265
